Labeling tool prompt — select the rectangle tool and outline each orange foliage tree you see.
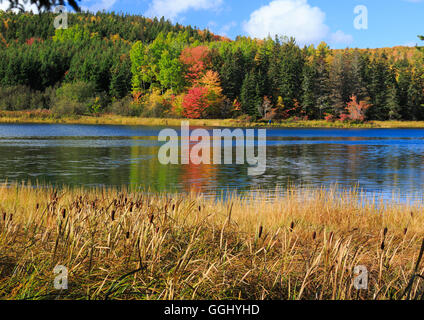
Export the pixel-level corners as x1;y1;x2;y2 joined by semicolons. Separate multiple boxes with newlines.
344;95;371;122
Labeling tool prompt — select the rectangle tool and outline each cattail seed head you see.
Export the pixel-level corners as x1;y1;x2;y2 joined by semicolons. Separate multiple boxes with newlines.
404;228;408;235
312;231;317;240
61;208;66;219
258;226;263;239
111;210;115;221
383;227;388;237
126;231;130;239
289;222;295;232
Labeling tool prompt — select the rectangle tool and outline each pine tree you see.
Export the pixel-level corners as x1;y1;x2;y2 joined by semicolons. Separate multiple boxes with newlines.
110;56;131;99
278;38;304;110
301;50;331;119
367;53;393;120
220;48;245;101
387;84;401;120
407;69;424;120
350;50;370;102
240;71;261;118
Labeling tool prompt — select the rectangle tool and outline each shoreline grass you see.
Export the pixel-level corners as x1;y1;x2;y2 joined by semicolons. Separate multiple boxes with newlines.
1;183;424;300
2;111;424;128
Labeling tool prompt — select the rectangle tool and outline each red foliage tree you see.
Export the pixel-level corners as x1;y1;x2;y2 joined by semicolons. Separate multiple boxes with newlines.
182;86;209;119
180;46;211;83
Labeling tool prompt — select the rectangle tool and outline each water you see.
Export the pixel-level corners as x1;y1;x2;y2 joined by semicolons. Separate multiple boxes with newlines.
0;123;423;200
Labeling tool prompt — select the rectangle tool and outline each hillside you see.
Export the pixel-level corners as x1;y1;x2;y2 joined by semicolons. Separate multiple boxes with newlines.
0;11;423;122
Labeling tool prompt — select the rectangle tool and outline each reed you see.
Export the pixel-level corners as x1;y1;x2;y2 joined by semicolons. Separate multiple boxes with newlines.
1;183;424;300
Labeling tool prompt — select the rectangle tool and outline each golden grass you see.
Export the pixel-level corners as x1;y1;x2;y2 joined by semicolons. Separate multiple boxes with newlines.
2;111;424;128
1;183;424;300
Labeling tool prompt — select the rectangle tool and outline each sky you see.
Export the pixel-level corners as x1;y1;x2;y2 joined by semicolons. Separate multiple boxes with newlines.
1;0;424;49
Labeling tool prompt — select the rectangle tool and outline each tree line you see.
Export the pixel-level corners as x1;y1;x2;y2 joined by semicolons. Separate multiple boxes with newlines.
0;11;423;121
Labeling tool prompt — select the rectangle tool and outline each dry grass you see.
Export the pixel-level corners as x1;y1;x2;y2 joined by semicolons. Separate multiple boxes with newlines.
1;183;424;300
2;110;424;128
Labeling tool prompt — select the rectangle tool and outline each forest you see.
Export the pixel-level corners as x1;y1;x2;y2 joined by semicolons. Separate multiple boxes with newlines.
1;11;424;122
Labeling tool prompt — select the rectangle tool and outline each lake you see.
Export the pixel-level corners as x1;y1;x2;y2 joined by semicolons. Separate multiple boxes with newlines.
0;123;423;201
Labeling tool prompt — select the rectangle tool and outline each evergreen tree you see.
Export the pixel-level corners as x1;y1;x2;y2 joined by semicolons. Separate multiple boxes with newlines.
387;84;401;120
240;71;261;118
220;48;245;102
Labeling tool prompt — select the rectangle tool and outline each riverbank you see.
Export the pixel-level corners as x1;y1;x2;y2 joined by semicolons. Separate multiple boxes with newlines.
1;184;424;300
2;111;424;128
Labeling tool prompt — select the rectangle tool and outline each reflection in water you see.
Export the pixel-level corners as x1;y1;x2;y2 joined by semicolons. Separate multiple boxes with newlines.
0;124;423;200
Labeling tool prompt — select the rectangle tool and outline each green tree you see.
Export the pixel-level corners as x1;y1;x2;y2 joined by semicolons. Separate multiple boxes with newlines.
240;71;261;118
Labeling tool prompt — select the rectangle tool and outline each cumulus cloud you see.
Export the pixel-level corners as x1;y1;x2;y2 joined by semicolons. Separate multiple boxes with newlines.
146;0;223;21
243;0;353;47
243;0;328;45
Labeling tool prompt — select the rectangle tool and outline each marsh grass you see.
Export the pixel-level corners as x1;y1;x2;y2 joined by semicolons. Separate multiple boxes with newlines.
2;111;424;128
1;183;424;300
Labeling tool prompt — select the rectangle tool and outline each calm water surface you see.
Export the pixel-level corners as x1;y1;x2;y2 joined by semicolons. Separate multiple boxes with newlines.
0;123;423;200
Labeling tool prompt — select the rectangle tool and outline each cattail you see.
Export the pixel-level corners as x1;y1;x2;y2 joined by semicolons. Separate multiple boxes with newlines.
36;203;39;210
149;214;154;224
404;228;408;235
111;210;115;221
383;227;388;237
381;241;385;251
172;204;175;211
258;226;263;239
312;231;317;240
126;231;130;239
198;205;201;212
289;222;295;232
2;212;6;221
61;208;66;219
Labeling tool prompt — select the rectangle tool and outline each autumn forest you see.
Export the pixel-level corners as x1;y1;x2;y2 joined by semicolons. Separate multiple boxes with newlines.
1;11;424;122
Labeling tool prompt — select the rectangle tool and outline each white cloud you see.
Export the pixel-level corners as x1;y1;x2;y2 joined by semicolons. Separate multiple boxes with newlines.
330;30;353;45
146;0;223;21
243;0;353;47
81;0;117;12
243;0;328;45
0;1;39;12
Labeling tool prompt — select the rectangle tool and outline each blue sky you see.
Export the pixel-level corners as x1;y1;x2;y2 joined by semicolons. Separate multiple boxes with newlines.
3;0;424;48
